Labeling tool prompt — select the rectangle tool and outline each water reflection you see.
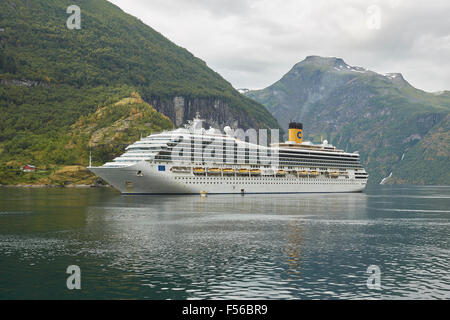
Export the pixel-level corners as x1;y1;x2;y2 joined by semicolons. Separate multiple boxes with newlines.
82;192;371;299
0;186;449;299
285;219;303;280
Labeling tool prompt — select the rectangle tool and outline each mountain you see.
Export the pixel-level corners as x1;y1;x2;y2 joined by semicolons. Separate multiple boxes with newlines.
0;0;280;184
0;0;278;129
245;56;450;184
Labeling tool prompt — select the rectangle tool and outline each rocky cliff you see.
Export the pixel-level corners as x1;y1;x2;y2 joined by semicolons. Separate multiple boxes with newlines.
145;95;270;130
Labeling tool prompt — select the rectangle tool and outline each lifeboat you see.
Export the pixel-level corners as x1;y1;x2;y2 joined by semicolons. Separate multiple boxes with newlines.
170;166;191;173
262;169;275;176
276;170;286;176
193;167;205;174
330;171;340;178
222;168;235;175
309;171;320;177
238;168;249;175
250;169;261;176
298;170;308;177
208;168;221;175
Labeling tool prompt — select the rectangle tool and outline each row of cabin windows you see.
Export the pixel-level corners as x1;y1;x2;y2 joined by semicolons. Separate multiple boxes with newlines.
167;140;359;159
179;180;360;185
155;155;361;166
159;147;360;162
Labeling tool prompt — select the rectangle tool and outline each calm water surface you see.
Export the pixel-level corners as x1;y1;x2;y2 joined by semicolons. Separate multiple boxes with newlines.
0;185;449;299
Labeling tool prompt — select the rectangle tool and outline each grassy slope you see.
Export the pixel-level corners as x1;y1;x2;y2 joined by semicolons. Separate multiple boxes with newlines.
0;92;173;185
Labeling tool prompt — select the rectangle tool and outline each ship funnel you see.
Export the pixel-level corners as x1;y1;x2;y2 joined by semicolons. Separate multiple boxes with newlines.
288;122;303;144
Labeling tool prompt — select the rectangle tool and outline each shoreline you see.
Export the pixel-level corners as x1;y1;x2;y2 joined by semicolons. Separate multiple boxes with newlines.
0;184;111;189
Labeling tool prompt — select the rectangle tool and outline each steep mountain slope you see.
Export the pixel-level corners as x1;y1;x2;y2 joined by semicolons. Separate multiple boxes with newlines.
0;0;280;183
246;56;450;184
0;0;278;129
388;113;450;185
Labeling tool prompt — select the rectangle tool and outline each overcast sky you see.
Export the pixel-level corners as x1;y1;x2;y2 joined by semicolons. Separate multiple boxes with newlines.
109;0;450;92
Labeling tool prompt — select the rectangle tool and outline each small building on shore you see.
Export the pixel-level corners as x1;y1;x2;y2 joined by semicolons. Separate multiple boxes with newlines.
22;165;36;172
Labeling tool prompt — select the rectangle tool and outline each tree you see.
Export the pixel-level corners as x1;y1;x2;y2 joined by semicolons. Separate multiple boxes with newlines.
0;50;4;71
5;55;17;74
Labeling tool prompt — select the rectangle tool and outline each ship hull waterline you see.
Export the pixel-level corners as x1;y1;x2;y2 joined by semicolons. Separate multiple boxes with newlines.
88;162;366;195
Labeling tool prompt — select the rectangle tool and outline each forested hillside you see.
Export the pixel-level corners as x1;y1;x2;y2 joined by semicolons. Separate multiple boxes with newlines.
0;0;279;185
0;92;173;185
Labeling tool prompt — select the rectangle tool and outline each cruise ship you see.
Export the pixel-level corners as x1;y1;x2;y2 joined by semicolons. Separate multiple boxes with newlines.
88;117;368;194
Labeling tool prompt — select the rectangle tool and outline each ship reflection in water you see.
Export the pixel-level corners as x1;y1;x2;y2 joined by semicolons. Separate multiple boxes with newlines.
0;186;449;299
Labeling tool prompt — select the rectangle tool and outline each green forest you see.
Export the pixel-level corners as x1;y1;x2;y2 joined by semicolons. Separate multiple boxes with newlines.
0;0;278;185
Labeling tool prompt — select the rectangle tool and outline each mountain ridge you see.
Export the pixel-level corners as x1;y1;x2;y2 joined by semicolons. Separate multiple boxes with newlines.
245;56;450;184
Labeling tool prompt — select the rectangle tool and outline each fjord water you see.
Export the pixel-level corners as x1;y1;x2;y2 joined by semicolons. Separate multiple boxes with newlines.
0;186;449;300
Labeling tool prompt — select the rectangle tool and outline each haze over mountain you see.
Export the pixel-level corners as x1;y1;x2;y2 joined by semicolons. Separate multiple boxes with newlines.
245;56;450;184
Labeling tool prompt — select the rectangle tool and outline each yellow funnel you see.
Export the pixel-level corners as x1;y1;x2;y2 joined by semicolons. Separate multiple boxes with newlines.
288;122;303;144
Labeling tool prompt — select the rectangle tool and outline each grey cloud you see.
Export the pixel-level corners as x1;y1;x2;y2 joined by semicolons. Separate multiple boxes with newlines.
110;0;450;92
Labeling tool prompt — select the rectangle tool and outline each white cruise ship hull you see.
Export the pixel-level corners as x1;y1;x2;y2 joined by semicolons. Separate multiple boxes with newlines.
89;162;366;194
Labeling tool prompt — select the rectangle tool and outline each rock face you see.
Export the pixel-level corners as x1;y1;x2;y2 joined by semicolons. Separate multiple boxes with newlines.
146;96;258;129
0;79;49;87
245;56;450;184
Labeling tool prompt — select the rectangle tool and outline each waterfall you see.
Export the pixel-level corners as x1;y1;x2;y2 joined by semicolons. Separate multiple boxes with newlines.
380;172;392;185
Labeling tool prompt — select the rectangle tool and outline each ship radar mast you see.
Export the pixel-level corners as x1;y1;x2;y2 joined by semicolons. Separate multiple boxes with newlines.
186;112;205;133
